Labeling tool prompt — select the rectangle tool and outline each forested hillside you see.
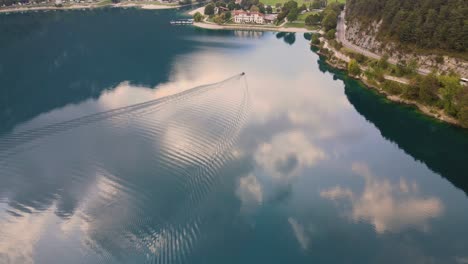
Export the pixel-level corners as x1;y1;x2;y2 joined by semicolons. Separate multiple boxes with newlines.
345;0;467;53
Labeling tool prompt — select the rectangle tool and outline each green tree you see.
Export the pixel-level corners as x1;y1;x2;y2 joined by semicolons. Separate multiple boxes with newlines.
193;12;204;22
213;14;224;24
457;90;468;127
287;7;299;21
395;59;417;76
458;106;468;128
305;14;321;25
298;3;307;12
277;10;288;22
204;3;215;15
322;10;338;31
240;0;260;10
405;80;420;100
224;11;232;20
310;0;321;9
258;2;265;13
325;29;336;39
418;73;440;105
439;75;463;116
407;59;418;75
266;5;272;13
311;34;320;45
348;59;361;76
378;54;389;69
250;5;259;12
346;0;467;52
283;0;297;11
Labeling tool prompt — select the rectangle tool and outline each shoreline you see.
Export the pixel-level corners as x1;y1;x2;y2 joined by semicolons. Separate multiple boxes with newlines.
186;5;203;15
0;1;180;14
315;41;462;127
1;4;463;128
193;21;318;33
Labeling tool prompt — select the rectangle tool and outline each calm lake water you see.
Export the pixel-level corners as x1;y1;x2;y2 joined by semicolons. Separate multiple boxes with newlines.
1;7;468;264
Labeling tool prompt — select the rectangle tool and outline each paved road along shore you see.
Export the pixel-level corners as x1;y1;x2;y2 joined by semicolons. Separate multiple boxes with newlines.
336;10;430;76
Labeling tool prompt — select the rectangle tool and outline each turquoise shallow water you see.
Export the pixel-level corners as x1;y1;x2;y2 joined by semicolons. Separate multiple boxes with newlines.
1;7;468;264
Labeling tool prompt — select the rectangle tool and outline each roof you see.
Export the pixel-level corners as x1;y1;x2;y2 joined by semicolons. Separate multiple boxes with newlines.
264;14;277;20
233;10;264;17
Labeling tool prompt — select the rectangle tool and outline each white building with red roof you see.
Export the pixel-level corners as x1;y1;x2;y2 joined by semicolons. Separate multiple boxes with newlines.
233;10;265;24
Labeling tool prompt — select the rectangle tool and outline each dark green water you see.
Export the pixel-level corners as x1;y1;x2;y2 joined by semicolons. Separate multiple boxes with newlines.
1;7;468;264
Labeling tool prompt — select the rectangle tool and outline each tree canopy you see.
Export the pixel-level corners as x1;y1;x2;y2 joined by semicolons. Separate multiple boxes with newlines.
204;3;215;15
193;12;204;22
348;59;361;76
346;0;468;52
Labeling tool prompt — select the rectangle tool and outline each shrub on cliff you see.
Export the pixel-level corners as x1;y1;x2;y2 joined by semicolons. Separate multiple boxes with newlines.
382;80;404;95
459;106;468;128
418;73;440;105
311;34;320;45
325;29;336;40
348;59;361;76
439;75;464;117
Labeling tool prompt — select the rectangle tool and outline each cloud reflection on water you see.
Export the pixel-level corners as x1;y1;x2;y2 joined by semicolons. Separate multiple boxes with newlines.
0;29;463;264
321;162;443;233
254;130;326;182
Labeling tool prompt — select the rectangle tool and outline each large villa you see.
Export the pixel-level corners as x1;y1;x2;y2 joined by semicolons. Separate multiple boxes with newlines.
233;10;265;24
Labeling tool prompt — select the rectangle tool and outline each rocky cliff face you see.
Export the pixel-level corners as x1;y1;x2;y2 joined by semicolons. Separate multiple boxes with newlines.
345;20;468;78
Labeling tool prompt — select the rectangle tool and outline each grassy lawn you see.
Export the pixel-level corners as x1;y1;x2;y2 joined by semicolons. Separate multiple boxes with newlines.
261;0;308;7
283;21;318;30
297;10;319;20
96;0;112;6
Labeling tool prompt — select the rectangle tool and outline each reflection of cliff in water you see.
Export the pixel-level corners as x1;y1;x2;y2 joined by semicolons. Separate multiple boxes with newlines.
317;58;468;196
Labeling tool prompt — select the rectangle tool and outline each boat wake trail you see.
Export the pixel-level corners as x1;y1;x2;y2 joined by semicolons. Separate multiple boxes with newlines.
0;73;248;160
0;73;250;263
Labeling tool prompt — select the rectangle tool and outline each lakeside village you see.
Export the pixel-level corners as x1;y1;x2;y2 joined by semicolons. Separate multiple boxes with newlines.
192;0;337;30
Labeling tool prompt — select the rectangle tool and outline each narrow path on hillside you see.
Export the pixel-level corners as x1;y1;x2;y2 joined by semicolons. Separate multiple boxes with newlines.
336;10;430;76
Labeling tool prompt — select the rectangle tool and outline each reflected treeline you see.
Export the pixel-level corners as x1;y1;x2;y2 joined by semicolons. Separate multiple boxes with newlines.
276;32;296;45
317;58;468;196
0;8;198;136
303;33;312;41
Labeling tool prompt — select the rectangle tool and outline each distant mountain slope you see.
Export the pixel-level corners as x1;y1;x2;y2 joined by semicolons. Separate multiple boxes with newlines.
345;0;467;53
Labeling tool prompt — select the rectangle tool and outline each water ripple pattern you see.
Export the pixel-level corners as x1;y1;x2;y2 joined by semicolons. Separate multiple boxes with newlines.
0;73;250;264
